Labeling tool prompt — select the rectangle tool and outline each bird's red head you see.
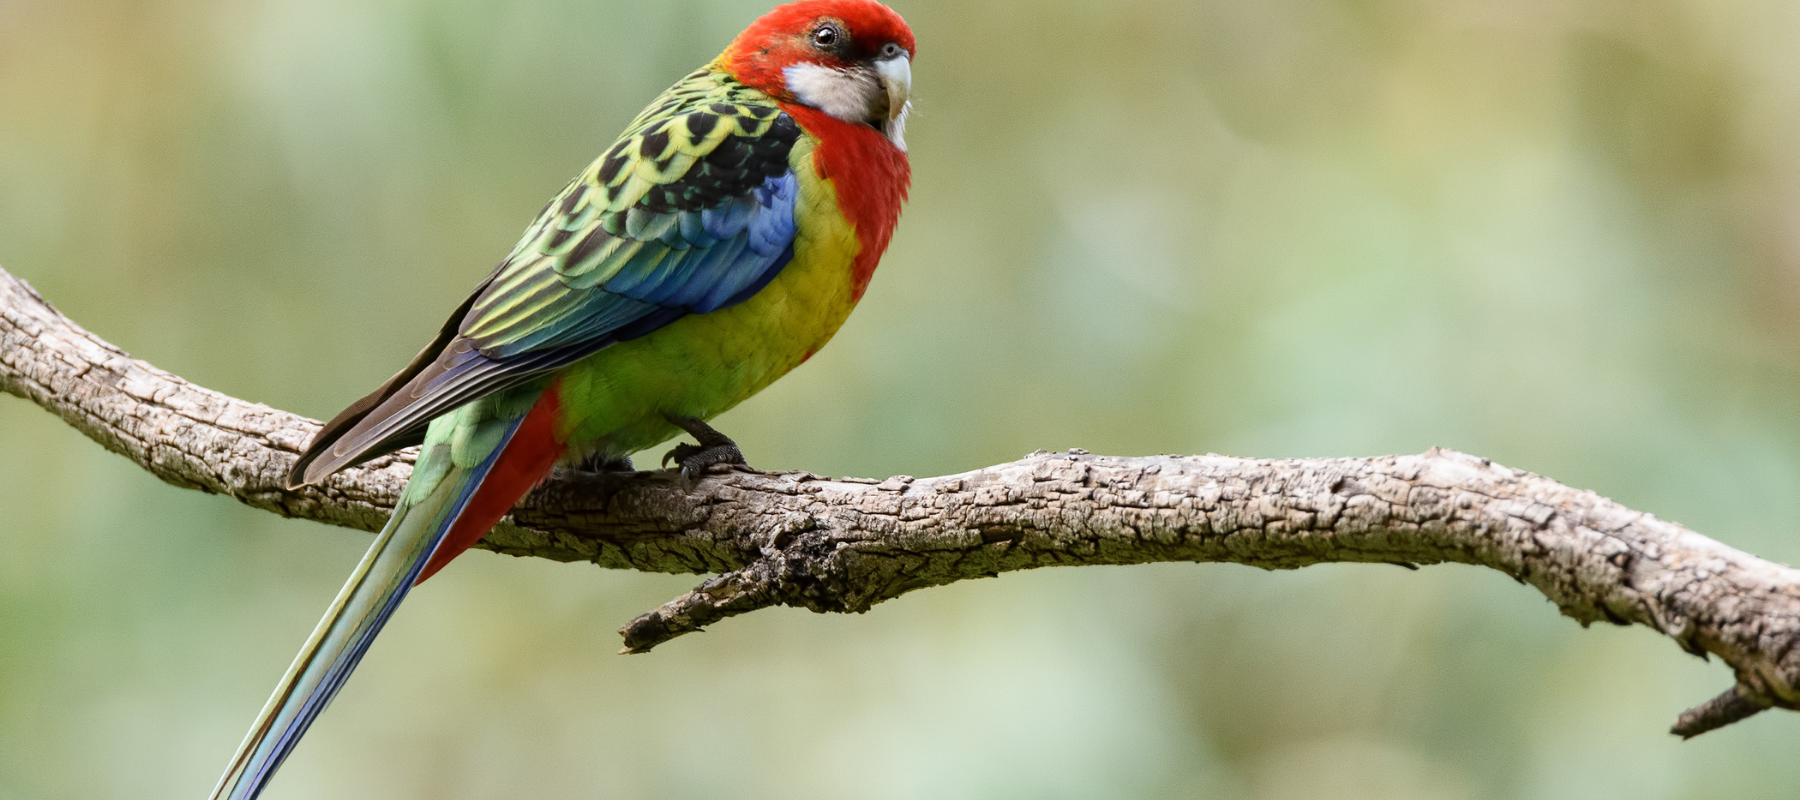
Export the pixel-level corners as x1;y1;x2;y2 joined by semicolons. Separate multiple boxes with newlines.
722;0;916;150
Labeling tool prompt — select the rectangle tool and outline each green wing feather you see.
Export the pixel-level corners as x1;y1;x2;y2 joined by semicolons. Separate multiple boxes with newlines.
290;68;805;486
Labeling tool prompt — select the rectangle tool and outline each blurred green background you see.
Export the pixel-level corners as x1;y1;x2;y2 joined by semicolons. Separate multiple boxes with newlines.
4;0;1800;797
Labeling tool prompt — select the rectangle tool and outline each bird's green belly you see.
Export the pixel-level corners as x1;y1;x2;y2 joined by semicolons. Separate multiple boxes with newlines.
550;177;860;458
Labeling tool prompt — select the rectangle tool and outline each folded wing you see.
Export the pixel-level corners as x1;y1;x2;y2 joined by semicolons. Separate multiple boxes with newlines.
290;72;803;486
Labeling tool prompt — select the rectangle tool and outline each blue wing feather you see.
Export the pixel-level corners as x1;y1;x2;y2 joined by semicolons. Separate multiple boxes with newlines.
296;83;805;480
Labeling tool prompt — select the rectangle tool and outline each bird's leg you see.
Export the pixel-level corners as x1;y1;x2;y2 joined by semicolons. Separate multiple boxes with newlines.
661;414;748;483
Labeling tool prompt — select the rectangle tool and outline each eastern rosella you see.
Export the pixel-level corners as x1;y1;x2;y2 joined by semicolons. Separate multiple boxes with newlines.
209;2;913;797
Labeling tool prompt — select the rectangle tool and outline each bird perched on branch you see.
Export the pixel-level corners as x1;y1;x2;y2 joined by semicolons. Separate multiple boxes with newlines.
209;2;913;797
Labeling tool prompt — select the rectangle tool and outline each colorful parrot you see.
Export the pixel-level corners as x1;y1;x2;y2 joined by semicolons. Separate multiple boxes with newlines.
207;2;913;797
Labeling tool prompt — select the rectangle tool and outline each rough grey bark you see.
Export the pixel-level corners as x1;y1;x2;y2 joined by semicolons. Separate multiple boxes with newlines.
3;264;1797;738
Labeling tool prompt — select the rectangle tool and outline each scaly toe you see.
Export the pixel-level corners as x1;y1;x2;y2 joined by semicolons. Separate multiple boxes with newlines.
662;442;702;469
661;415;749;484
662;442;747;486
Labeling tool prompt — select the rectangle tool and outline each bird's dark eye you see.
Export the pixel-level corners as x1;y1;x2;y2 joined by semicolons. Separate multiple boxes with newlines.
880;42;904;59
811;24;840;49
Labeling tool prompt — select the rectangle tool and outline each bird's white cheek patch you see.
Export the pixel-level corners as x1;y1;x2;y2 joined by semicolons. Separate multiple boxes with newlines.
783;63;880;125
884;100;911;152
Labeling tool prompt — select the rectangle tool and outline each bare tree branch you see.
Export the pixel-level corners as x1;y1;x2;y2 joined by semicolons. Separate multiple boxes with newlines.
4;264;1798;738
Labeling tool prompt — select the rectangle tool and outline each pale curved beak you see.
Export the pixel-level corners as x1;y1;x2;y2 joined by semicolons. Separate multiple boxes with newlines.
874;54;911;121
873;54;912;150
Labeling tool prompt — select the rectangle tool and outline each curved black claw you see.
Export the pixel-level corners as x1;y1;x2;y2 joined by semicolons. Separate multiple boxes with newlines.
661;415;748;484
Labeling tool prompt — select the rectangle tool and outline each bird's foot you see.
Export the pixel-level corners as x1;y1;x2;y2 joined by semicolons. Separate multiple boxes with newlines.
577;452;636;473
552;451;635;481
661;415;748;484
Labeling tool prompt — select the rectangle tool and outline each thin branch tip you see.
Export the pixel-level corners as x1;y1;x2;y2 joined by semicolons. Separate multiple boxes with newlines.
1671;686;1771;739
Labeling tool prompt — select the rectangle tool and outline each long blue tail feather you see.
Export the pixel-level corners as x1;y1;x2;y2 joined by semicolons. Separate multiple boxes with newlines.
209;415;525;800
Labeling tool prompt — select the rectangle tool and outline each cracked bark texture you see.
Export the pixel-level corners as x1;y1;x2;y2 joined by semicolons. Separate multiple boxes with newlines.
4;265;1798;738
